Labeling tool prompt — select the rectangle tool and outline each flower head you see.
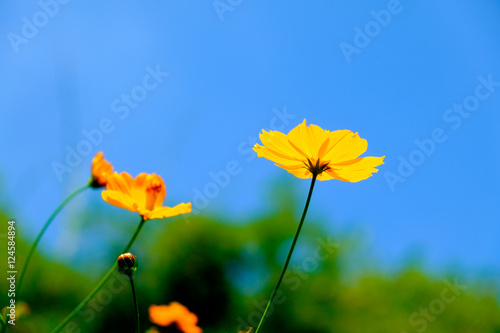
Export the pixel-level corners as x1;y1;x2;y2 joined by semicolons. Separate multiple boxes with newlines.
102;172;191;220
90;152;113;188
149;302;202;333
253;119;384;182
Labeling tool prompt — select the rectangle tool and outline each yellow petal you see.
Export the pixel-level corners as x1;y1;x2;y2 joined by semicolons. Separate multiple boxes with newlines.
320;130;351;158
323;131;368;162
316;171;335;181
147;202;192;220
308;123;331;158
106;172;134;194
287;119;315;158
276;163;312;179
317;137;331;159
131;173;148;209
327;156;385;182
256;129;304;160
254;119;384;182
254;144;301;167
101;190;136;212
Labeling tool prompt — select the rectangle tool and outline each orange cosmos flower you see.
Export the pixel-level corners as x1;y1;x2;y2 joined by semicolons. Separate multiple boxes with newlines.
253;119;385;182
149;302;202;333
90;152;113;188
102;172;191;220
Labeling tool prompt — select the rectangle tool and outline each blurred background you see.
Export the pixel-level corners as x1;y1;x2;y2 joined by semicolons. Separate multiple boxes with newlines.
1;1;500;332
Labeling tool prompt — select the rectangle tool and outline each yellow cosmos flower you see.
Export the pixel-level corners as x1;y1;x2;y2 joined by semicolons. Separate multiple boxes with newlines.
102;172;191;220
149;302;202;333
90;152;113;188
253;119;385;182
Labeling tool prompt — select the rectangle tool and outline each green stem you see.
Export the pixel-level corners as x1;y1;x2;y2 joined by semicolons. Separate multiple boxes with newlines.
17;184;89;299
0;313;6;333
129;276;140;333
49;218;146;333
254;173;318;333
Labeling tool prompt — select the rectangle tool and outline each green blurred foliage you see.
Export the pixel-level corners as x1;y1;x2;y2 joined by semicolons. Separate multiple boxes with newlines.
1;188;500;333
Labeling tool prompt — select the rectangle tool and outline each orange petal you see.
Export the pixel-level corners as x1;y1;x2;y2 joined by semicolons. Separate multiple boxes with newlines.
91;152;113;187
178;322;203;333
149;302;202;333
149;304;177;326
150;174;167;210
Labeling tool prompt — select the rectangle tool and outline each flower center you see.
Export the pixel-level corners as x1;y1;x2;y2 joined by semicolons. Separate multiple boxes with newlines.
145;180;163;210
305;159;330;175
147;181;162;194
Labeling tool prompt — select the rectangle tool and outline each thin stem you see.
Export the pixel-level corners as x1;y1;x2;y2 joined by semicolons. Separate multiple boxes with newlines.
254;173;318;333
0;314;6;333
17;184;89;299
49;218;146;333
129;276;140;333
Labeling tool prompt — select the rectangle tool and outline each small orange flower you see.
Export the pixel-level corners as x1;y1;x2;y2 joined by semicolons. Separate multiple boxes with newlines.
253;119;385;182
90;152;113;188
102;172;191;220
149;302;202;333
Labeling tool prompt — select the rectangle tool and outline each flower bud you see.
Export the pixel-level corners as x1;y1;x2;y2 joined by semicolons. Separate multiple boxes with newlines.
90;152;113;188
117;253;138;276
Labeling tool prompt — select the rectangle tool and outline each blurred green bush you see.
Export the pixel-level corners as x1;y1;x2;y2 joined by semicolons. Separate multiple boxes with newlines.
1;190;499;333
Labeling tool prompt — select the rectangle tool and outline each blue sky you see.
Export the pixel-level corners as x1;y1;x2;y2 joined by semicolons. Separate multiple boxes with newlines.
1;1;499;278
